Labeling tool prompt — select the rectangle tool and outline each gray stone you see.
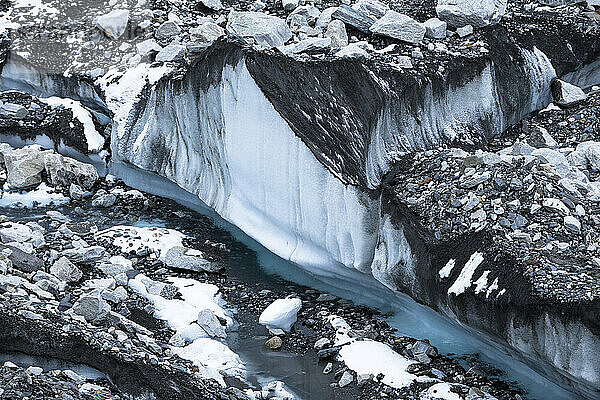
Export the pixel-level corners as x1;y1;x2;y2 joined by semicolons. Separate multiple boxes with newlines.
551;79;587;107
288;5;321;26
199;0;223;10
282;0;299;11
0;103;28;119
335;43;369;59
436;0;506;27
156;44;186;62
332;5;376;33
50;256;83;282
424;17;447;38
69;183;85;200
357;373;373;386
43;153;98;190
136;39;162;56
63;246;105;264
164;246;222;272
564;215;581;234
4;147;50;189
155;21;181;40
25;366;43;376
227;11;292;48
72;293;109;323
528;126;558;149
0;223;32;243
96;9;129;40
326;20;348;48
0;244;43;272
92;193;116;208
370;11;425;44
265;336;283;350
339;370;354;387
315;7;338;28
289;37;332;54
352;0;389;18
456;24;473;37
323;362;333;374
190;22;225;42
569;141;600;172
197;309;227;338
314;337;331;350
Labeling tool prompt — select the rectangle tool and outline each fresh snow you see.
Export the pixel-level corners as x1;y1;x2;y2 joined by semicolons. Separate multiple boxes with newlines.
97;225;186;260
439;259;455;279
0;183;68;207
421;382;462;400
339;340;417;388
259;298;302;332
448;252;484;296
40;97;105;152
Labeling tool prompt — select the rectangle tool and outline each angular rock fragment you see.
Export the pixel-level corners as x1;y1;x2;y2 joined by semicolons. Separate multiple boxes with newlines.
96;9;129;40
352;0;389;19
326;20;349;48
332;5;376;33
50;256;83;283
436;0;506;28
164;246;222;272
424;17;447;39
551;79;588;108
190;22;225;42
156;45;186;62
4;147;50;189
155;21;181;41
43;153;98;190
227;11;292;48
370;11;426;44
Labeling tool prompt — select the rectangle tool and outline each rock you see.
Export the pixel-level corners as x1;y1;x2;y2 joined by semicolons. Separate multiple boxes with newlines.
543;198;570;215
155;21;181;40
69;183;85;200
265;336;283;350
4;147;49;189
456;24;473;37
92;193;116;208
316;7;338;28
352;0;389;18
63;246;105;264
323;362;333;374
282;0;299;12
190;22;225;42
25;366;43;376
289;37;332;54
339;370;354;387
528;126;558;148
0;103;28;119
197;309;227;338
72;293;109;322
156;44;186;62
564;215;581;234
332;5;376;33
288;5;321;26
227;11;292;48
50;256;83;282
436;0;506;27
335;43;369;59
551;79;588;107
325;20;348;48
357;373;373;386
0;244;43;272
314;337;331;350
137;39;162;56
43;153;98;190
164;246;222;272
370;11;426;44
569;141;600;172
199;0;223;10
259;298;302;332
0;223;32;243
424;17;447;39
96;9;129;40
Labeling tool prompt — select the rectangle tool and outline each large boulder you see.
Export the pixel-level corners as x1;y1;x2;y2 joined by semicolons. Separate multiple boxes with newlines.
0;244;43;273
4;147;50;189
259;298;302;332
226;11;292;48
43;153;98;190
436;0;506;28
163;246;222;272
50;256;83;282
326;20;349;48
96;9;129;40
370;11;425;44
551;79;587;108
332;5;376;33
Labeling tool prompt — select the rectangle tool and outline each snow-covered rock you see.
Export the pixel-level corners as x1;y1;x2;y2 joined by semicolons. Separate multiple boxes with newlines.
163;246;222;272
96;9;129;40
370;11;426;44
226;11;292;48
259;298;302;332
436;0;506;28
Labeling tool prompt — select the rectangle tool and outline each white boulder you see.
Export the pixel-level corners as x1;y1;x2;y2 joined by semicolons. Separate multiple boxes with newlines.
436;0;506;28
259;298;302;332
96;9;130;40
551;79;588;107
424;17;447;39
369;11;425;44
227;11;292;48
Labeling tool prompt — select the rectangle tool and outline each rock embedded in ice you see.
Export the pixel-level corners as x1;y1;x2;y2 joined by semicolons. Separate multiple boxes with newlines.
282;0;299;12
43;153;98;190
436;0;506;28
332;5;376;33
326;20;348;48
352;0;389;19
370;11;426;44
335;43;369;59
259;298;302;332
424;17;447;39
96;9;130;40
456;24;473;37
190;22;225;42
197;309;227;338
164;246;222;272
156;44;186;62
4;147;50;189
564;215;581;234
0;223;32;243
226;11;292;48
155;21;181;41
551;79;588;107
50;256;82;282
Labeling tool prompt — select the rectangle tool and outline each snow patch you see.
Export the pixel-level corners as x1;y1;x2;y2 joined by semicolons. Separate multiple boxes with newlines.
439;259;455;279
97;225;185;260
448;252;484;296
0;183;68;208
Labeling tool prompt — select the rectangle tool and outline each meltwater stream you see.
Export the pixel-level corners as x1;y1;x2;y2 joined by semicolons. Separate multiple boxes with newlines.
111;161;579;400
